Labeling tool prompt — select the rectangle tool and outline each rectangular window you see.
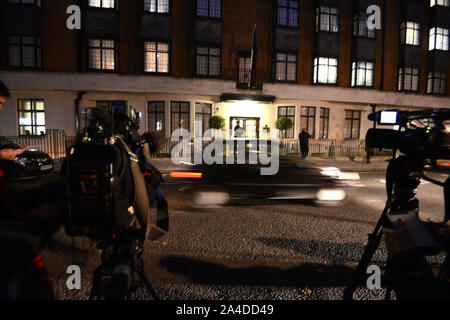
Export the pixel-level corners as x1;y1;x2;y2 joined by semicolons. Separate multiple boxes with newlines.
313;57;338;84
144;0;169;13
301;107;316;139
274;52;297;81
319;107;329;139
171;101;190;132
276;0;299;28
7;0;41;5
8;35;42;69
400;22;421;46
429;27;450;51
430;0;450;7
316;6;339;33
18;99;46;136
197;0;221;18
89;39;117;71
148;101;165;133
345;110;361;139
144;42;169;73
398;67;420;92
196;47;220;76
195;103;212;137
238;55;251;85
278;106;295;138
88;0;115;8
353;12;376;38
427;72;448;94
351;61;374;87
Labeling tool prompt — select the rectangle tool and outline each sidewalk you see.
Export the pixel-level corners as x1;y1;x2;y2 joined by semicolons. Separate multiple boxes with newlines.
149;158;388;173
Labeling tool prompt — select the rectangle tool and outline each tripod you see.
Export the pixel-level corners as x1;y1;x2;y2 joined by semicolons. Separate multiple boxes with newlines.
343;154;450;300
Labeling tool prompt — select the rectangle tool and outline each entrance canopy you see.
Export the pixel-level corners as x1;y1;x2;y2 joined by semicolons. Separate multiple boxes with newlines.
220;93;276;103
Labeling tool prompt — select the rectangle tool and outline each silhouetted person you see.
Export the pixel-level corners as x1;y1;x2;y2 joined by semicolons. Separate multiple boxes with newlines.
299;129;311;160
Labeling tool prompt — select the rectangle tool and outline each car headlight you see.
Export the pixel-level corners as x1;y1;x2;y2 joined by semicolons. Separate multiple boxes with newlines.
320;167;341;178
316;189;346;201
13;157;33;167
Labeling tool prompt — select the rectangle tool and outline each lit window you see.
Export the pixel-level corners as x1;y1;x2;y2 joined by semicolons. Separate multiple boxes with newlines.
144;0;169;13
7;0;41;5
398;67;420;92
430;0;450;7
278;106;295;138
427;72;448;94
18;99;46;136
313;57;338;84
316;6;339;33
345;110;361;139
353;12;376;38
88;0;115;8
400;22;421;46
197;0;221;18
144;42;169;73
301;107;316;139
171;102;190;132
8;35;42;69
319;108;330;139
276;0;299;28
195;103;212;137
351;61;374;87
429;27;449;51
275;53;297;81
148;101;165;133
196;47;220;77
89;39;116;71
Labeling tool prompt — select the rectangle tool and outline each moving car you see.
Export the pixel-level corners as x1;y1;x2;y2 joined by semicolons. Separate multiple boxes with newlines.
0;137;53;180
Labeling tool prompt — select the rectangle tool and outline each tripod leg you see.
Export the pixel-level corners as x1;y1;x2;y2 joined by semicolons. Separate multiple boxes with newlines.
141;273;160;301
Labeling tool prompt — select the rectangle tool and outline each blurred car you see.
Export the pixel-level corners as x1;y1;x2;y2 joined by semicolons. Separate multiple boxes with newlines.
168;156;357;208
0;138;53;180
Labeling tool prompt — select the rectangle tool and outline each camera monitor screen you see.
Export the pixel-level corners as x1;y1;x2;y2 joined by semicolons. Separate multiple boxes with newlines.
379;111;398;125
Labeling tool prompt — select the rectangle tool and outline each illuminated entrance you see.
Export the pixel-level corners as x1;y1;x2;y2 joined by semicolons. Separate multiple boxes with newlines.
230;117;260;139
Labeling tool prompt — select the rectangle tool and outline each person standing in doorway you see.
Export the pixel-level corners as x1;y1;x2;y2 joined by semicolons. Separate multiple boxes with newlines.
299;128;312;160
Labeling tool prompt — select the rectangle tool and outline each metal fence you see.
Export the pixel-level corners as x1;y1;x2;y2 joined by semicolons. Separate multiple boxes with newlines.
7;129;76;159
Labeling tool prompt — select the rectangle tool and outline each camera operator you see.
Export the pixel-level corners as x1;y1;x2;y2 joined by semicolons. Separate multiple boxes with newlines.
383;220;450;300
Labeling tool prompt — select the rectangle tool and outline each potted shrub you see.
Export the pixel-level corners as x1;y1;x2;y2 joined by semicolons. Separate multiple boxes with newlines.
275;117;293;139
209;115;226;139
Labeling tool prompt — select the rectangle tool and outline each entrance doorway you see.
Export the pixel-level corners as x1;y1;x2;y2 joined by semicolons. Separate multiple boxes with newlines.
230;117;260;139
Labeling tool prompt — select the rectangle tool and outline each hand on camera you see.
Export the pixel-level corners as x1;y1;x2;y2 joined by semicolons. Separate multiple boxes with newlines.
0;148;24;161
382;219;416;257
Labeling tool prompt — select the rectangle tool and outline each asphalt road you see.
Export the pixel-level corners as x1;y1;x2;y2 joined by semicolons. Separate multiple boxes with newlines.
40;172;448;300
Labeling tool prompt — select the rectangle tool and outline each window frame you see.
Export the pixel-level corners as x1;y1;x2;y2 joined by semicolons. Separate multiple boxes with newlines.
17;99;46;137
196;0;221;19
313;57;338;85
195;46;221;77
429;27;450;51
351;61;375;88
273;51;298;82
353;12;376;39
237;53;251;86
344;110;361;140
88;38;118;72
7;0;41;6
319;107;330;139
148;101;166;133
300;106;316;139
88;0;117;9
144;0;170;14
8;35;42;70
427;72;448;95
397;67;420;92
170;101;190;133
400;21;421;46
430;0;450;7
144;41;170;74
275;0;299;28
277;106;296;139
315;6;340;33
195;102;212;137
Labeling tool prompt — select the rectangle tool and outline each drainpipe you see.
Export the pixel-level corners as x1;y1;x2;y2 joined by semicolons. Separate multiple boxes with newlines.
75;91;86;136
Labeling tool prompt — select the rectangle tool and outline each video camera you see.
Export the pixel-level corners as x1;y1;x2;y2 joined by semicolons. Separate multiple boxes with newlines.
366;109;450;161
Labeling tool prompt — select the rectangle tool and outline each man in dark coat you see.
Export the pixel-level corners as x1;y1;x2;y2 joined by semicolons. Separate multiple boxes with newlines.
299;128;312;160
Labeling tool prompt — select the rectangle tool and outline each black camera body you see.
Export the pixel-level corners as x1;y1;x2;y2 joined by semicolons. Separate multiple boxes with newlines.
366;109;450;161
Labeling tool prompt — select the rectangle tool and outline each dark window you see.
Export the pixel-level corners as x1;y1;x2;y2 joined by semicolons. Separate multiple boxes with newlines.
89;39;117;71
7;0;41;5
144;0;169;13
345;110;361;139
8;35;42;69
196;47;220;76
148;101;165;133
197;0;221;18
88;0;116;8
144;42;169;73
316;6;339;33
351;61;374;87
398;67;420;92
319;107;329;139
17;99;46;136
400;22;421;46
276;0;298;28
278;106;295;138
238;55;251;86
313;57;338;84
301;107;316;139
353;12;376;38
195;103;212;137
427;72;448;95
274;52;297;81
171;101;190;132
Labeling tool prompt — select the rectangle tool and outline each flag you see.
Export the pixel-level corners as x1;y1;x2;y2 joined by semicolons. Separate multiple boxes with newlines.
248;24;258;89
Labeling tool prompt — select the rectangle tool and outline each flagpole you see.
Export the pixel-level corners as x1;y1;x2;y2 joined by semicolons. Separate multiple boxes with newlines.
248;24;257;89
